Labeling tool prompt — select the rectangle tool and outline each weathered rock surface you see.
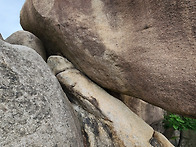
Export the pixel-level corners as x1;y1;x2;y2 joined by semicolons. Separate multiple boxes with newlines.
118;94;165;127
167;130;196;147
0;40;83;147
5;30;46;60
179;130;196;147
153;131;175;147
73;104;121;147
107;92;165;132
48;55;174;147
21;0;196;117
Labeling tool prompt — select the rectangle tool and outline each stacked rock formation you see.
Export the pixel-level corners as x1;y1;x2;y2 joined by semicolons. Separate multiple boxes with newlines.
0;0;195;146
0;37;173;146
20;0;196;117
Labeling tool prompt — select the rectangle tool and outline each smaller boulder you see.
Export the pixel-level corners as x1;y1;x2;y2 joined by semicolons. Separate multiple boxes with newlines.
5;30;46;60
48;55;174;147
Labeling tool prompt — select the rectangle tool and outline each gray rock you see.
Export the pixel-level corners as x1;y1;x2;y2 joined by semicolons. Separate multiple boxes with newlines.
20;0;196;118
5;30;46;60
168;130;196;147
179;130;196;147
0;34;3;40
0;40;83;147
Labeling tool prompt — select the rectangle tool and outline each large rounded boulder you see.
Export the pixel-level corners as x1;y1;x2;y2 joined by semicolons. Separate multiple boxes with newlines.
20;0;196;117
5;30;47;60
0;40;83;146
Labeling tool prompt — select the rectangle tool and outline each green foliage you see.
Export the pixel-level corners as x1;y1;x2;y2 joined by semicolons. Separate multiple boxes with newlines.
163;113;196;131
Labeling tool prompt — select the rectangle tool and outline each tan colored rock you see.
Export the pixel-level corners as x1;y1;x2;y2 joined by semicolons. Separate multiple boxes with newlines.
119;94;164;126
0;41;83;147
153;131;174;147
5;30;46;60
47;55;74;75
72;104;122;147
21;0;196;118
48;55;173;147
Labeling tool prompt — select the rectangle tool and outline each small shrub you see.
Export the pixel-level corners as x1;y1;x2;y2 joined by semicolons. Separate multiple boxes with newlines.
163;113;196;131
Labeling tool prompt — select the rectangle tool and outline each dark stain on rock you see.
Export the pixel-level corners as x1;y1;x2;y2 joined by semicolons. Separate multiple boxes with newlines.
84;39;106;57
60;82;108;119
150;138;161;147
61;85;125;146
75;24;106;57
74;105;119;147
102;123;113;139
150;132;162;147
105;89;121;99
89;97;99;108
82;127;90;147
84;117;100;137
102;122;126;147
142;24;152;30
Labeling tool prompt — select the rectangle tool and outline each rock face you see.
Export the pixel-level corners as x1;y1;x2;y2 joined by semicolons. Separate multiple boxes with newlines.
118;95;164;127
20;0;196;118
0;40;83;147
47;55;174;147
153;131;175;147
168;130;196;147
5;30;46;60
179;130;196;147
107;92;165;132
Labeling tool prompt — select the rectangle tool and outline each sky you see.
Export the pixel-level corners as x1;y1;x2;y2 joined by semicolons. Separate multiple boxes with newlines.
0;0;26;39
